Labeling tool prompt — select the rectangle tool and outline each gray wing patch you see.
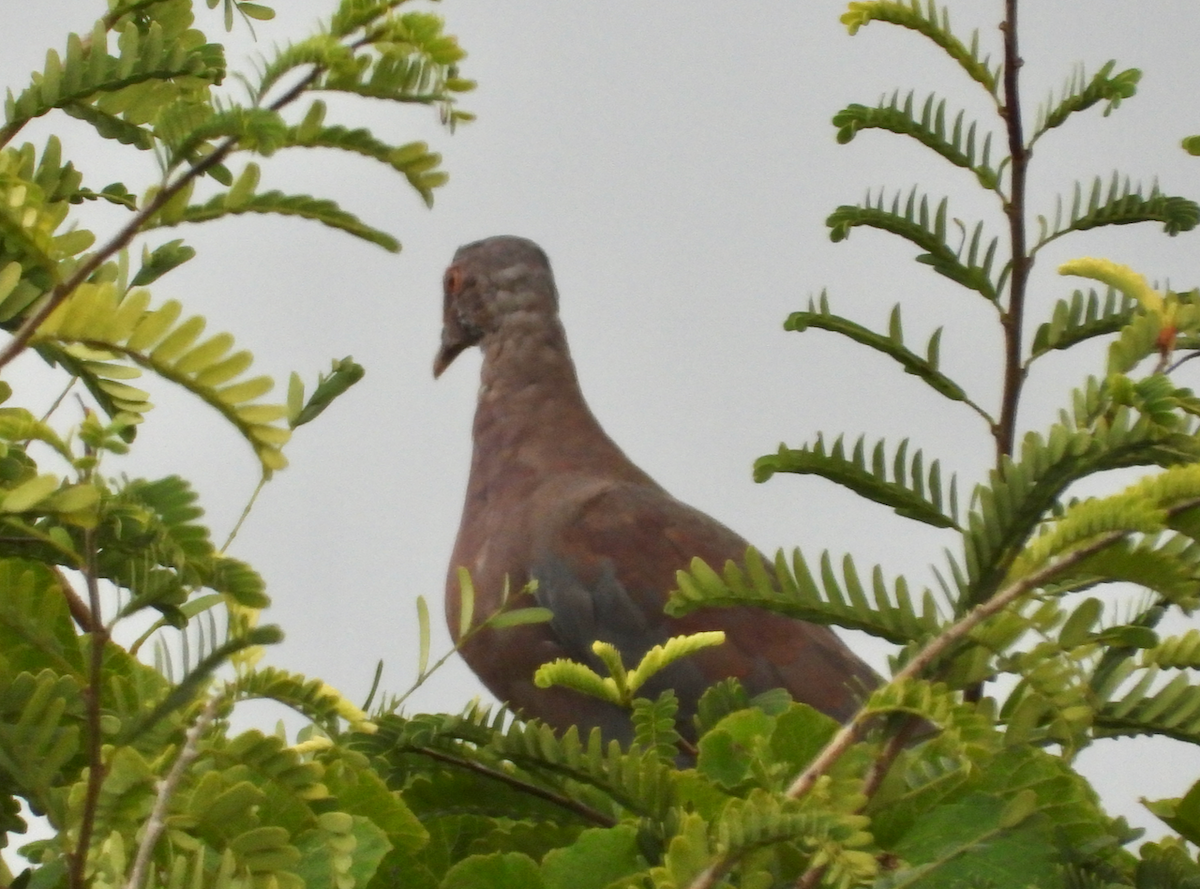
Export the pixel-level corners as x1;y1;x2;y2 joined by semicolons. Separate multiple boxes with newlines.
532;553;652;667
531;551;711;724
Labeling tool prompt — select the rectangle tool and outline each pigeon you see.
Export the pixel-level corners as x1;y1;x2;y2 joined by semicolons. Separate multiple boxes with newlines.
435;235;879;743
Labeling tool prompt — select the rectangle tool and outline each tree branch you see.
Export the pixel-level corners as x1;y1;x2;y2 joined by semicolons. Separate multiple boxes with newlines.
412;745;617;828
69;529;109;889
124;696;219;889
996;0;1030;463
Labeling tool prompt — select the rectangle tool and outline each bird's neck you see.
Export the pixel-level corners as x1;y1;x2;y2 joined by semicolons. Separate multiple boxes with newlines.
469;312;654;489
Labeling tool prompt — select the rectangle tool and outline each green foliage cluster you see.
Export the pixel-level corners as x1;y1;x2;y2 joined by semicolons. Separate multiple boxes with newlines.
0;1;472;888
7;3;1200;889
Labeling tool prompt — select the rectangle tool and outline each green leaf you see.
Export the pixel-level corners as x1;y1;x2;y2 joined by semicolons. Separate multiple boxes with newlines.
279;120;449;207
4;23;225;136
1;475;59;513
238;2;276;21
1144;779;1200;845
321;753;428;855
484;607;552;629
882;794;1059;889
1030;287;1136;358
785;296;973;406
1037;175;1200;247
34;285;291;474
827;189;998;299
1098;668;1200;745
294;815;391;889
539;826;643;889
670;546;943;646
631;692;681;764
697;708;775;790
131;239;197;286
290;357;365;427
756;433;960;529
1033;60;1141;142
841;1;998;95
533;658;618;705
439;852;543;889
153;189;400;251
833;91;998;188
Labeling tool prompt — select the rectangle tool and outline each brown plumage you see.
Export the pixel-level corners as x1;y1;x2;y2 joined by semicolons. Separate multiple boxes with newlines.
435;235;879;743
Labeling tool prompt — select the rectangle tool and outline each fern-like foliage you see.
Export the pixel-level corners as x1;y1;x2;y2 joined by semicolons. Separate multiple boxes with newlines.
1140;629;1200;669
364;707;674;823
0;667;84;817
1031;61;1142;144
784;296;974;409
32;281;291;473
632;692;683;765
828;187;999;299
715;791;877;885
97;475;269;619
262;10;472;129
669;546;944;646
1097;668;1200;745
2;20;225;143
0;559;87;678
0;3;475;886
1030;287;1137;359
0;141;98;287
144;167;400;251
833;91;999;188
1035;175;1200;248
282;102;448;206
226;666;375;736
756;433;961;530
841;1;999;95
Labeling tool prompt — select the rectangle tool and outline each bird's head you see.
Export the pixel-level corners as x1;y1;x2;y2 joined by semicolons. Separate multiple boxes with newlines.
434;235;559;378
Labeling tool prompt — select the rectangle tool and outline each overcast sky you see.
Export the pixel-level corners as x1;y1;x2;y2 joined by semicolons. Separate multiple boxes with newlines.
5;1;1200;839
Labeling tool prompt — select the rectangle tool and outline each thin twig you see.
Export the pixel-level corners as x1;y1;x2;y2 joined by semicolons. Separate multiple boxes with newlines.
124;696;219;889
52;565;97;633
413;744;618;828
41;377;79;423
220;475;267;553
859;717;918;801
70;529;109;889
1166;350;1200;374
790;720;917;889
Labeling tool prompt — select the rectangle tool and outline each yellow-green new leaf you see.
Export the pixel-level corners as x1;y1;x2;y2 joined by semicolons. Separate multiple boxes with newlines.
0;262;21;302
194;351;254;388
626;631;726;697
126;299;184;351
456;567;475;638
151;315;206;363
534;658;620;705
43;483;101;515
217;376;273;405
2;473;60;512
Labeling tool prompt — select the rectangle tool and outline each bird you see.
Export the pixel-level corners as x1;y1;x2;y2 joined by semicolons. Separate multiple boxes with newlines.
434;235;880;744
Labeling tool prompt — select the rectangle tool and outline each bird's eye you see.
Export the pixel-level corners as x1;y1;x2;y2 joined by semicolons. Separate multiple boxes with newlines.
444;266;464;294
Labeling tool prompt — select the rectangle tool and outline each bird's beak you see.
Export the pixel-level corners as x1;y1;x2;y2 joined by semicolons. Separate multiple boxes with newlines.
433;328;469;378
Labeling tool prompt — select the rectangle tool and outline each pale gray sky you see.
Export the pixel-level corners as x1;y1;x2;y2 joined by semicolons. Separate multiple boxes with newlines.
5;1;1200;839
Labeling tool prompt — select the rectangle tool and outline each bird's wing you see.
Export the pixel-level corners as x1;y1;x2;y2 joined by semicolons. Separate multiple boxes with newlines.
529;480;880;725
